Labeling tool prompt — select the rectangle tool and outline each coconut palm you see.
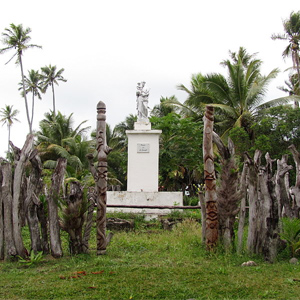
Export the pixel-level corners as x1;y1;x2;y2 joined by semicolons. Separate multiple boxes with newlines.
36;111;91;178
37;111;89;147
0;24;41;133
151;96;179;117
19;69;44;130
113;114;137;150
278;73;300;96
177;47;284;137
0;105;19;152
41;65;67;116
272;11;300;107
44;135;92;178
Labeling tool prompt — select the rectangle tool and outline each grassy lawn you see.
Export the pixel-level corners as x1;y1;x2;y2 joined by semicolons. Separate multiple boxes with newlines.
1;218;300;299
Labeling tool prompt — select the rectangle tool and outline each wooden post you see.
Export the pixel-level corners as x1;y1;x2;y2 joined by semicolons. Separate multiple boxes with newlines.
203;106;218;250
96;101;111;255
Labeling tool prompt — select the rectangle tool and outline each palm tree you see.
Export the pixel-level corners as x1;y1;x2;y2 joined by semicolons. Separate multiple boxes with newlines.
44;135;92;178
37;111;88;147
151;96;179;117
0;24;41;133
19;69;44;130
0;105;19;153
36;111;91;177
272;11;300;108
177;47;282;137
113;114;137;150
41;65;67;115
278;73;300;96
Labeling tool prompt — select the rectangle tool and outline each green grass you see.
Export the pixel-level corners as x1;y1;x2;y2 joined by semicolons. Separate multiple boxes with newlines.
1;219;300;299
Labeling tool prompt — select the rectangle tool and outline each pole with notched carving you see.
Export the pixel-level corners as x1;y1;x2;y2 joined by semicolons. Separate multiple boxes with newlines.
203;106;218;250
96;101;112;255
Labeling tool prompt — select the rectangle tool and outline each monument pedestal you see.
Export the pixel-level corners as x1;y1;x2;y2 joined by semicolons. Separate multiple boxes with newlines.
126;122;161;192
107;82;183;217
107;121;183;217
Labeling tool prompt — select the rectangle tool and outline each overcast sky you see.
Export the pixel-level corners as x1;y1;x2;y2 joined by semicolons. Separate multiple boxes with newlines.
0;0;299;157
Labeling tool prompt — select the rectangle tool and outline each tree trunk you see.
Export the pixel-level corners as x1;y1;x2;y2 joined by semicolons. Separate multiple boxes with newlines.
289;145;300;216
237;160;249;254
30;94;35;130
213;133;240;251
25;150;43;253
257;153;278;262
95;101;112;255
246;150;261;253
1;163;17;259
203;106;218;250
83;187;97;253
52;84;56;116
61;181;85;255
37;200;50;254
12;134;34;257
48;158;67;258
19;55;32;134
276;154;295;218
7;124;11;153
246;151;279;261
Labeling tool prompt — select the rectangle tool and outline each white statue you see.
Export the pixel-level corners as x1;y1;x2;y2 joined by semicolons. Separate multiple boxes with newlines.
136;81;149;122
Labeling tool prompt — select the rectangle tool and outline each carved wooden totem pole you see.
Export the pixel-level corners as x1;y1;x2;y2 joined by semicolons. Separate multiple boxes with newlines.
203;106;218;250
96;101;111;255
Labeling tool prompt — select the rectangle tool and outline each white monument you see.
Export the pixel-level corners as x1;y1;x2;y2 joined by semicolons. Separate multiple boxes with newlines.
126;82;161;192
107;82;183;216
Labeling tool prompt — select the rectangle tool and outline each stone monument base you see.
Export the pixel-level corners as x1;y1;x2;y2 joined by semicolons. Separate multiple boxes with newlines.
107;191;183;218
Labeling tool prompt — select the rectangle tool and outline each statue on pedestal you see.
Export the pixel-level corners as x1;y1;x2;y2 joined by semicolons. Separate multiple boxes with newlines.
136;81;149;122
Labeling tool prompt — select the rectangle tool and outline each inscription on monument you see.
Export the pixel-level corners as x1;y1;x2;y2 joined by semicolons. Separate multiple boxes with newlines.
137;143;150;153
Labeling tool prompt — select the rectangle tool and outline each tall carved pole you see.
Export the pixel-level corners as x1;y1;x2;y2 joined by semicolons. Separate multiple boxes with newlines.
96;101;111;255
203;106;218;250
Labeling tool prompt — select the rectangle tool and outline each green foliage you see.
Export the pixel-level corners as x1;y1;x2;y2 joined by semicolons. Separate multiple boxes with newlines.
151;113;203;192
17;250;44;267
280;217;300;257
252;105;300;158
36;111;92;179
183;196;199;206
228;127;252;156
228;105;300;163
178;47;280;137
166;208;202;221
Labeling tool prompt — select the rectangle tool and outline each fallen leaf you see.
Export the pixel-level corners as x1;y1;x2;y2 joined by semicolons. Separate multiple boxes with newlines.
88;287;97;289
109;271;115;275
59;276;66;280
77;271;87;275
91;271;105;274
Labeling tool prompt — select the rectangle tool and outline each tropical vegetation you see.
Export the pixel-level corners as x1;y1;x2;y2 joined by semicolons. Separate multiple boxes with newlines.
272;11;300;107
2;12;300;295
0;23;41;133
40;64;67;116
0;105;19;153
175;47;286;138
